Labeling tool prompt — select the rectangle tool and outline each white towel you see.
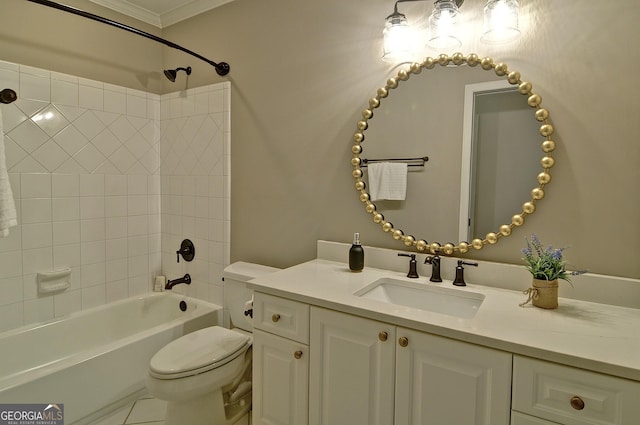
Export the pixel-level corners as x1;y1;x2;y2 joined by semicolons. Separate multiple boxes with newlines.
0;109;18;237
367;162;408;201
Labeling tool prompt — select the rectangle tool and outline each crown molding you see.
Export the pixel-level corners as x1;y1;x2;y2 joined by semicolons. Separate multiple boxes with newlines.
88;0;234;28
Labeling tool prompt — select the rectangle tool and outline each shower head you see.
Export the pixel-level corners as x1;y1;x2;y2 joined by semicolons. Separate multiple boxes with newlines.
164;66;192;82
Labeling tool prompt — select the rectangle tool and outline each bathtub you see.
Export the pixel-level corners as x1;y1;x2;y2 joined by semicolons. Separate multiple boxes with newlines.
0;292;221;425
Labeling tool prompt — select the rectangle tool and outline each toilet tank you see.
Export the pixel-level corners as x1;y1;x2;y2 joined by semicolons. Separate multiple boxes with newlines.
223;262;280;332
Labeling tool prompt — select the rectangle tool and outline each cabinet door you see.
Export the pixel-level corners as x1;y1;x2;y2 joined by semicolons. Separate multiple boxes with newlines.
395;327;512;425
511;411;561;425
253;329;309;425
309;307;396;425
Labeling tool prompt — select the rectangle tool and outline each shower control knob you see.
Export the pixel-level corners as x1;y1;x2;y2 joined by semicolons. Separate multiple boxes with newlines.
176;239;195;263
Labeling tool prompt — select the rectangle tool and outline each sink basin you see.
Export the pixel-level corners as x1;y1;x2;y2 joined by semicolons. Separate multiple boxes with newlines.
354;278;484;319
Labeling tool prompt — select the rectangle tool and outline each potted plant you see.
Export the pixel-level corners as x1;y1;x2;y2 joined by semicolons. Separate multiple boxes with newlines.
520;234;583;309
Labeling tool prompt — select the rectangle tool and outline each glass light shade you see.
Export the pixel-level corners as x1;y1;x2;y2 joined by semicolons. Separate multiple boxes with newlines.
383;13;413;63
428;0;462;49
481;0;520;43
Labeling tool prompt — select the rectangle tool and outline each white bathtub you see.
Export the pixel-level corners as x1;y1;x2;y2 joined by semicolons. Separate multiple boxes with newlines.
0;292;221;425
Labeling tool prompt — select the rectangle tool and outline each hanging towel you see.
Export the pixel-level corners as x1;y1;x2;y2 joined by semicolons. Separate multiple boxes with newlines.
0;109;18;237
368;162;408;201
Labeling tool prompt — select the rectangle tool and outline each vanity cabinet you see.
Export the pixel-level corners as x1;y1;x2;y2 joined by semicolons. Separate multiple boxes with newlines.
252;293;310;425
511;356;640;425
252;290;640;425
309;306;512;425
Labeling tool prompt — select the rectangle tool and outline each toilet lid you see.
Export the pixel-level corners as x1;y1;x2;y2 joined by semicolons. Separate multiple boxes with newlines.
150;326;250;377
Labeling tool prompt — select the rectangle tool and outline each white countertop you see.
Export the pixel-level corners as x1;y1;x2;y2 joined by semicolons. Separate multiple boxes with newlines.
249;259;640;382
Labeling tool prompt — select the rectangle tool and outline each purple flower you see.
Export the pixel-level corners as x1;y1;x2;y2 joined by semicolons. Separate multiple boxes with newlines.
522;234;584;283
550;248;564;261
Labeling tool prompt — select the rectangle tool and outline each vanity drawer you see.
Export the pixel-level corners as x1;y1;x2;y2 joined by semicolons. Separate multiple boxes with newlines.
253;292;310;344
512;356;640;425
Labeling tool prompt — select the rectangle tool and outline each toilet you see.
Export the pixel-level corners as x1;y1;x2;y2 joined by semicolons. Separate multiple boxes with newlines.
147;262;279;425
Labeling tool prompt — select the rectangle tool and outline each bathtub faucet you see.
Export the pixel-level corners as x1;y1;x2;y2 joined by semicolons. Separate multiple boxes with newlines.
165;273;191;290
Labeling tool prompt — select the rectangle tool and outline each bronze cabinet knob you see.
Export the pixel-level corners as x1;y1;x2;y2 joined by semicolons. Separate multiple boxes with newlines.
570;396;585;410
294;350;303;359
272;314;281;322
398;336;409;347
379;332;388;342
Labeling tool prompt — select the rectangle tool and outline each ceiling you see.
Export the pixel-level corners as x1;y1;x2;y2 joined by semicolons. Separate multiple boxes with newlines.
89;0;234;28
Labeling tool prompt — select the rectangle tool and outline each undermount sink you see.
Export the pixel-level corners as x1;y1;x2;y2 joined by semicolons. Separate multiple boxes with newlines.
354;277;484;319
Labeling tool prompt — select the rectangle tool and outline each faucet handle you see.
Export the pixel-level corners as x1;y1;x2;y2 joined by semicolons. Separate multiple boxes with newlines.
453;260;478;286
398;253;419;278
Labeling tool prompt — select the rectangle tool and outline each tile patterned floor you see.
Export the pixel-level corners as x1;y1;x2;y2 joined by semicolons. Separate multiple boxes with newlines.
89;395;166;425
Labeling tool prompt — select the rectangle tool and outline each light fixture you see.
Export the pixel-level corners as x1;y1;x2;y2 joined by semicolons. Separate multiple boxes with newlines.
481;0;520;43
381;0;519;63
382;0;466;63
382;3;414;63
427;0;463;49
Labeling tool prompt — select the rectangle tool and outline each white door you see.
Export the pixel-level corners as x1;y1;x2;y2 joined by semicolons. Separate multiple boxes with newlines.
252;329;309;425
395;327;512;425
309;307;395;425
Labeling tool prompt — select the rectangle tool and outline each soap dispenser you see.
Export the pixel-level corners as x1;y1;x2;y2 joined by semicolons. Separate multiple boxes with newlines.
349;233;364;272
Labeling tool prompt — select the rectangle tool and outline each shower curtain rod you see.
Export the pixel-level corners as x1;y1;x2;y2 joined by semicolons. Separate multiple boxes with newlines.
26;0;230;76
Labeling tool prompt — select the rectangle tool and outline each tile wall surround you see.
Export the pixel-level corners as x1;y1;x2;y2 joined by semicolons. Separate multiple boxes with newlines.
0;59;230;333
159;82;231;304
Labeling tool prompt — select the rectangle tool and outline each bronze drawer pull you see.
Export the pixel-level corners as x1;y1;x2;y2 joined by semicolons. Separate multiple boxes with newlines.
294;350;303;359
272;314;281;322
570;396;585;410
379;332;388;342
399;336;409;347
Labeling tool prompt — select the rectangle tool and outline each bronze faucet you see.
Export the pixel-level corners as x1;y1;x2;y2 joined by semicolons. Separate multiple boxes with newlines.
424;254;442;282
165;273;191;290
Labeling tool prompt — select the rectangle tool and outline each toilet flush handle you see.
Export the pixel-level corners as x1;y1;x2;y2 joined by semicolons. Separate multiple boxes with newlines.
243;298;253;318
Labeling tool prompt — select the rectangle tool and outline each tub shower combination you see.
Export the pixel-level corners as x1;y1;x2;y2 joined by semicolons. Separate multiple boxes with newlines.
0;293;221;424
2;2;229;423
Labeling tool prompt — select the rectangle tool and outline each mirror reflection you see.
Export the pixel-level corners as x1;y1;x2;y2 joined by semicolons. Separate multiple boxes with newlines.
459;81;541;242
352;54;556;254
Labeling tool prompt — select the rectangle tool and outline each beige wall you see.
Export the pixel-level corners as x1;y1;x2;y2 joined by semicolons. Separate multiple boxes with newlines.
165;0;640;278
2;0;639;278
0;0;163;93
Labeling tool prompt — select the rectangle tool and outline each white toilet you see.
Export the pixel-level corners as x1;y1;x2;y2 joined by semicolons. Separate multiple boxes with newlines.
147;262;279;425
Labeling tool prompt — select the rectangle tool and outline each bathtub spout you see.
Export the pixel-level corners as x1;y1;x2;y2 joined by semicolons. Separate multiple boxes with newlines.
166;274;191;290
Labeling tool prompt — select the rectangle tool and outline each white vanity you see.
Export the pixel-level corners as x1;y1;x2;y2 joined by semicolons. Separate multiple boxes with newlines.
249;241;640;425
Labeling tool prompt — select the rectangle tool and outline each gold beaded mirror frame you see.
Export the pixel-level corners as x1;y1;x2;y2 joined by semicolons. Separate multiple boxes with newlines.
351;53;556;256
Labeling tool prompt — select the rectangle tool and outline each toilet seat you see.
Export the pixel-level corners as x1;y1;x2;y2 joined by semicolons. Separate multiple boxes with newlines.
149;326;251;380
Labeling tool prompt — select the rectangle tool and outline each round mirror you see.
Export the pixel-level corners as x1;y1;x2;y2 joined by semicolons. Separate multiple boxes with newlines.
351;53;556;255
